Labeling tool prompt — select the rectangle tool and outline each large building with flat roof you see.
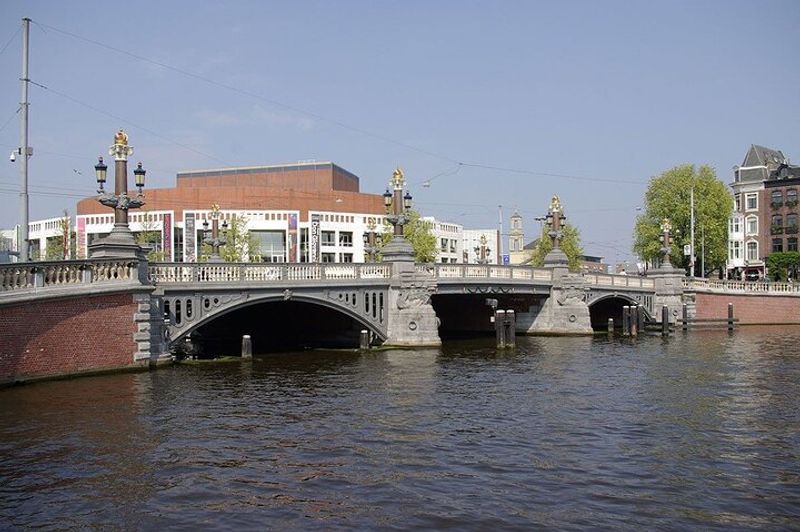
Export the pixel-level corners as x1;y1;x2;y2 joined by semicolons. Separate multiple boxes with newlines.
75;161;386;262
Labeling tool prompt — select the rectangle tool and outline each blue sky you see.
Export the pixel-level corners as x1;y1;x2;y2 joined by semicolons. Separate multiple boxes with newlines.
0;0;798;263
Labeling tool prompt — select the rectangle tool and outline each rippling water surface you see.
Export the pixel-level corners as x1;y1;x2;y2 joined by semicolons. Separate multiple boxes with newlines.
2;328;800;529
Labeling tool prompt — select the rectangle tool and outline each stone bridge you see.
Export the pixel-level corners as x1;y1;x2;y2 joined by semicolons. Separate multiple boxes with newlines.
6;257;800;383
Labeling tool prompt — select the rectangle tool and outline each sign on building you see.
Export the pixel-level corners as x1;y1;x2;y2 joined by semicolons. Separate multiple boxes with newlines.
310;214;320;263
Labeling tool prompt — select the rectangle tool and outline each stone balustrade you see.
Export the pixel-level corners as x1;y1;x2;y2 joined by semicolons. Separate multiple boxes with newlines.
147;262;393;284
683;278;800;294
0;259;138;292
585;273;655;289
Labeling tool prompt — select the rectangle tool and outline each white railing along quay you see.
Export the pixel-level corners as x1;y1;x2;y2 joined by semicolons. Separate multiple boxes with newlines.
148;262;392;284
683;278;800;294
0;259;139;293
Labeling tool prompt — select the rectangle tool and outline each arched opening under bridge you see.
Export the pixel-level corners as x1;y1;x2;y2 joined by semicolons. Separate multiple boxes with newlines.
176;299;382;357
589;295;651;331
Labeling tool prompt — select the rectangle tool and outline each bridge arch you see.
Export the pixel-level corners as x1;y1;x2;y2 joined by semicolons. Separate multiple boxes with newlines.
587;293;653;330
163;289;388;354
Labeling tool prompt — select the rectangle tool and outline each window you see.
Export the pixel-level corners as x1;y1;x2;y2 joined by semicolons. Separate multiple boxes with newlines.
321;230;335;246
321;252;335;263
729;241;741;260
788;214;798;233
729;217;741;233
772;214;783;233
339;231;353;247
787;189;798;207
772;190;783;208
734;194;741;211
789;238;798;252
746;241;758;261
339;253;353;263
441;238;448;252
773;238;784;253
746;193;758;210
746;215;758;236
449;239;457;253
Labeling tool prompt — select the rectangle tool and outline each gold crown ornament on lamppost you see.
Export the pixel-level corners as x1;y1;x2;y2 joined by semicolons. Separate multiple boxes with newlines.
381;167;415;262
659;218;675;269
89;129;148;259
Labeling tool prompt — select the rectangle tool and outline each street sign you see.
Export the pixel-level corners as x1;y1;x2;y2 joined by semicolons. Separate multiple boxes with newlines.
502;254;510;265
683;244;691;256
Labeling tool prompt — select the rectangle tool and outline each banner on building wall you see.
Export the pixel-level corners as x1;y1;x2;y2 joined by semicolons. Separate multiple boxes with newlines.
310;214;320;263
77;217;86;259
163;213;173;261
185;212;196;262
288;213;298;263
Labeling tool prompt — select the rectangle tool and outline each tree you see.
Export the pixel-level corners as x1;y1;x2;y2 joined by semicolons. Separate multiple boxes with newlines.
135;214;166;262
767;252;800;281
378;210;438;263
525;224;584;271
44;211;70;260
200;214;261;262
633;164;732;275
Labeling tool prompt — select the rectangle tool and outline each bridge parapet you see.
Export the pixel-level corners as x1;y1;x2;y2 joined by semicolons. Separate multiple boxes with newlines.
0;258;141;294
683;278;800;295
417;264;553;281
585;273;655;290
148;262;392;284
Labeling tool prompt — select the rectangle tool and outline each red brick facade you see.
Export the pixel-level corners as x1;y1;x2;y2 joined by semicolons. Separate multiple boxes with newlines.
0;293;139;383
694;292;800;324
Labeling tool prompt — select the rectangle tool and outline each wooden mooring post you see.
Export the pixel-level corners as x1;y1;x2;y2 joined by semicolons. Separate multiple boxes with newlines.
494;309;516;349
661;305;669;336
241;335;252;359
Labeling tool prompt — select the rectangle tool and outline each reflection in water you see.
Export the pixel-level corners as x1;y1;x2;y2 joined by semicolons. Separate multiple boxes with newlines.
1;330;799;529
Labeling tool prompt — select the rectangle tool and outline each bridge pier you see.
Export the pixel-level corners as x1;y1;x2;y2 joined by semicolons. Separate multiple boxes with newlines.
517;273;592;335
384;261;441;347
649;265;687;325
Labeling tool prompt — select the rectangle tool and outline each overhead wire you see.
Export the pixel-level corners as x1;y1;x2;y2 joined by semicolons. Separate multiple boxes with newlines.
33;20;648;187
27;80;229;165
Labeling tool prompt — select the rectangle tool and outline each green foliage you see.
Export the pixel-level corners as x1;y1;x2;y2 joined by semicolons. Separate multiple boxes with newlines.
135;215;166;262
44;212;70;260
379;210;438;263
526;224;584;271
44;235;65;260
200;214;261;262
633;164;732;275
766;252;800;281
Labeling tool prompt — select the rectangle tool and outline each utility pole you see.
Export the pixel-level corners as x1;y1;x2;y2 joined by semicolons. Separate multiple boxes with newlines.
18;18;31;262
690;186;695;278
701;224;705;278
498;204;504;264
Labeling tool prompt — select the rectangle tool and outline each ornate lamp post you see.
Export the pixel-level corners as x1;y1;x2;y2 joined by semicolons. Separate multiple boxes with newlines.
89;129;147;258
474;234;491;264
202;203;228;262
380;167;415;262
363;218;380;262
659;218;674;269
543;194;569;268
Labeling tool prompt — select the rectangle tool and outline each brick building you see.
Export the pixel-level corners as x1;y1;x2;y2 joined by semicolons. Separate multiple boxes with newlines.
75;161;387;262
728;145;800;279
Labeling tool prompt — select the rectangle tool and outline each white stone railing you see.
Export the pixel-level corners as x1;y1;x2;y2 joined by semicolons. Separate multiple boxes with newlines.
0;259;138;293
419;264;554;282
683;278;800;294
585;273;655;289
148;262;392;284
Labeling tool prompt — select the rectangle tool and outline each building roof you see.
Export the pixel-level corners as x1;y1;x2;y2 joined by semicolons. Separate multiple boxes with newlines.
743;145;787;168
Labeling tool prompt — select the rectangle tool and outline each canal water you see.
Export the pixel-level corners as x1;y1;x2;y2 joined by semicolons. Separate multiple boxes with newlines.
1;328;799;529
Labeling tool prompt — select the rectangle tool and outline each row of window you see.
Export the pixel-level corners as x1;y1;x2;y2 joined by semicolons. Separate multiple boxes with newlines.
735;189;799;211
770;189;798;208
730;237;800;262
321;230;353;247
440;238;458;253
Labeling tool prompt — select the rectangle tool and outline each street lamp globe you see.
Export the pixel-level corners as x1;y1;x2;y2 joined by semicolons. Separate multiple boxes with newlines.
94;156;107;189
133;162;146;192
